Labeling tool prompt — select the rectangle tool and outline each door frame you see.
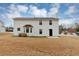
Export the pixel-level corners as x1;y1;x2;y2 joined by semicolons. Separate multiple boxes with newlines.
49;29;53;36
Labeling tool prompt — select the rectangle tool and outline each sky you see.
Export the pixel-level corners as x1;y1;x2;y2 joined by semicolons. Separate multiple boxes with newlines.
0;3;79;28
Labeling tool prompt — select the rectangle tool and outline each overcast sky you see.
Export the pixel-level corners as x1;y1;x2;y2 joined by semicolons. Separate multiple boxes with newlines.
0;3;79;27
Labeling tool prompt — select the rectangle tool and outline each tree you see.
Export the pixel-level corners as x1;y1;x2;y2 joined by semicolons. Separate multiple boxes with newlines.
76;27;79;32
59;25;64;34
75;23;79;32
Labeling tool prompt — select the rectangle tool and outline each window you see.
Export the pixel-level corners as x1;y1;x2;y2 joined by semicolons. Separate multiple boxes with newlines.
30;28;32;33
17;28;20;31
39;29;42;34
26;28;29;33
49;20;52;25
39;20;42;25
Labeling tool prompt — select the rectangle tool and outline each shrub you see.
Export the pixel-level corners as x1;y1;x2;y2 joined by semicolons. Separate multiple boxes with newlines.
19;33;27;37
76;27;79;32
64;31;67;35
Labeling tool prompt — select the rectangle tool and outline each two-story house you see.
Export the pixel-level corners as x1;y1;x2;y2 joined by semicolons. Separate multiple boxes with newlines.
13;18;59;36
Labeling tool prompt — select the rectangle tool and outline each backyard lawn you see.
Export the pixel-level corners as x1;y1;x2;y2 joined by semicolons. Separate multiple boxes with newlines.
0;32;79;56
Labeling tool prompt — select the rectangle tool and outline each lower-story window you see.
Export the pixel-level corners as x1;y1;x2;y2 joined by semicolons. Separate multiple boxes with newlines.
17;28;20;31
39;29;42;34
30;28;32;33
26;28;29;33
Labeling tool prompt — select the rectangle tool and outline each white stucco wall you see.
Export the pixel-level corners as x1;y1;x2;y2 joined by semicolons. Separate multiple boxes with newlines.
0;27;5;32
13;18;59;36
0;21;5;32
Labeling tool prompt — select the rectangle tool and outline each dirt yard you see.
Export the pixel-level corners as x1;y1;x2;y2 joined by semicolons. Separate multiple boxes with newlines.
0;32;79;56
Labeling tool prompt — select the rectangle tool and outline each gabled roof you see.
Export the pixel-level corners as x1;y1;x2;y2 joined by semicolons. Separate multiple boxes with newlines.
13;17;59;21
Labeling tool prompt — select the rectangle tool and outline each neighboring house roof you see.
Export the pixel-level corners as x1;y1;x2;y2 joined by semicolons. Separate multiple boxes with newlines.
23;25;33;27
13;17;59;21
67;28;76;33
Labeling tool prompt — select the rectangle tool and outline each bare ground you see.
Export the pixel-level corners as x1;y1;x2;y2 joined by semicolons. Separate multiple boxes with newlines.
0;32;79;56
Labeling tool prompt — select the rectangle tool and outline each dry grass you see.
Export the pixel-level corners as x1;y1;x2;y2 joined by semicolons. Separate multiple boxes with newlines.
0;32;79;56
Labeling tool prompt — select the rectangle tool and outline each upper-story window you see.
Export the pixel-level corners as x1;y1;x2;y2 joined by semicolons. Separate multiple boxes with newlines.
39;20;42;25
49;20;52;25
17;28;20;31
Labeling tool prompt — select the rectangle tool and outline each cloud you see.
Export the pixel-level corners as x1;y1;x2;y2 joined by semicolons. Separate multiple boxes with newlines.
59;19;73;25
0;14;13;27
6;12;21;18
7;4;28;17
64;6;77;16
62;5;79;25
29;4;60;17
16;5;28;12
48;3;60;17
6;4;24;18
1;4;60;19
40;9;47;17
59;18;75;28
29;5;47;17
8;4;17;12
51;3;60;8
48;7;58;17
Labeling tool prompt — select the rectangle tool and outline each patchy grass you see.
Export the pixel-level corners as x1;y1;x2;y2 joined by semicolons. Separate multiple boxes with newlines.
0;32;79;56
